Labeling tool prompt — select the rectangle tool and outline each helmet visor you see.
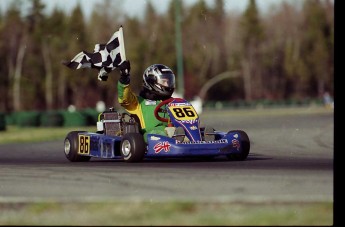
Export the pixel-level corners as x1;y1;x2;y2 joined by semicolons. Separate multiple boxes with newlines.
156;74;175;88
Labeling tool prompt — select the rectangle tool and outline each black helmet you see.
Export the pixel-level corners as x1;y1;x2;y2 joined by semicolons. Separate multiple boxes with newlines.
143;64;175;99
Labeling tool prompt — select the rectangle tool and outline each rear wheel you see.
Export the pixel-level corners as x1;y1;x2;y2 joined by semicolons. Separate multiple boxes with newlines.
121;133;146;162
226;130;250;161
64;131;91;162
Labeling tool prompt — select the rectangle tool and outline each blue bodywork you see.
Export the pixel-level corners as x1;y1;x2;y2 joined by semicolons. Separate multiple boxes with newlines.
146;131;243;157
75;98;247;160
77;130;244;159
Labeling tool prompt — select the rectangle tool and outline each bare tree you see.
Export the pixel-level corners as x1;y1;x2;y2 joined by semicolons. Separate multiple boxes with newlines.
12;36;27;111
42;41;53;110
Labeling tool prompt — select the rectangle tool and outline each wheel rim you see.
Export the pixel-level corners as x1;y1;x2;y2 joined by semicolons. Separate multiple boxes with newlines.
64;139;71;155
122;140;131;156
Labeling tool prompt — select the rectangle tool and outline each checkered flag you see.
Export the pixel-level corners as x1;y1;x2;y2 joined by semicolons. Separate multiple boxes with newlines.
63;26;126;81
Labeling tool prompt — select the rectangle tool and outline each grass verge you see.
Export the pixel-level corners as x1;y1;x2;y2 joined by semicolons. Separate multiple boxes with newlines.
0;126;96;144
0;201;333;226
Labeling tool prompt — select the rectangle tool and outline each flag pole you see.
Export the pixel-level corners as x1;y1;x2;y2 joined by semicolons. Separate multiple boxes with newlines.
118;26;126;61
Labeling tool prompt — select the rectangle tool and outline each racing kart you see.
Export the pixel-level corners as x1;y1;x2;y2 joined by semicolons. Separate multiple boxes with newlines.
63;97;250;162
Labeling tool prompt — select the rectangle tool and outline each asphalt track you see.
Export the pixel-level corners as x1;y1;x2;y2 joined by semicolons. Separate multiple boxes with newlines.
0;107;333;203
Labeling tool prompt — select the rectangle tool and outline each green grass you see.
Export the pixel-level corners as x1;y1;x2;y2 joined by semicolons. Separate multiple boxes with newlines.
0;126;96;144
0;201;333;226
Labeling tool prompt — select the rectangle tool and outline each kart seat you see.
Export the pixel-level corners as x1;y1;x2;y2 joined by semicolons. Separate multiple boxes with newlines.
121;113;142;134
129;114;142;132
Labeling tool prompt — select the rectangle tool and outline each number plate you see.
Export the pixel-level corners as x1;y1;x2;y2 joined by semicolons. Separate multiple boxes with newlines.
168;106;198;121
78;135;90;155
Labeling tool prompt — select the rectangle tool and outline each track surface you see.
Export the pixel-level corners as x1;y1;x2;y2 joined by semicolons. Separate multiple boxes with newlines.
0;107;333;203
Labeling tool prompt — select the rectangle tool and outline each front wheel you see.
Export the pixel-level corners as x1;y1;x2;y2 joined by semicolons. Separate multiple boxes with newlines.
226;130;250;161
64;131;91;162
120;133;146;162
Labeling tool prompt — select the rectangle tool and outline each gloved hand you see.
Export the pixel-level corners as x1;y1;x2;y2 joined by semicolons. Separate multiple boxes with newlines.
119;60;131;84
119;60;131;76
98;68;108;81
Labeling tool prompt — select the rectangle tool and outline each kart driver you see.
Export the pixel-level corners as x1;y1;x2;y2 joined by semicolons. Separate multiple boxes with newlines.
117;60;183;142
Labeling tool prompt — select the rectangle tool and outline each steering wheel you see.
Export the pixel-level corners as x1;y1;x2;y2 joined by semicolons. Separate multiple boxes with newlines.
154;97;175;123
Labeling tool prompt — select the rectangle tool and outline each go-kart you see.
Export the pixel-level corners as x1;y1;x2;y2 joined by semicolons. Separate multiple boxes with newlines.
63;97;250;162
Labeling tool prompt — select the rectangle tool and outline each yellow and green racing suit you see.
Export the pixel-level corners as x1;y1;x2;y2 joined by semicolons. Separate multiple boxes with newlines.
117;81;168;142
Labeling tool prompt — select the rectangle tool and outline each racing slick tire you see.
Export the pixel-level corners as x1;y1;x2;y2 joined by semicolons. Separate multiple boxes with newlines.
226;130;250;161
120;133;146;162
64;131;91;162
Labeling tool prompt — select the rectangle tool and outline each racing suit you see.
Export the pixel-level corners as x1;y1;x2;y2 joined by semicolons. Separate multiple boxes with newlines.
117;81;168;142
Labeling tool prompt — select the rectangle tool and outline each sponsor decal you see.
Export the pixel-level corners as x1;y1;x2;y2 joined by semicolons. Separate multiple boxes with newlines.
169;102;191;107
145;100;157;105
176;139;228;144
232;139;240;151
190;126;198;130
150;136;161;141
154;141;171;153
234;133;239;138
179;119;199;124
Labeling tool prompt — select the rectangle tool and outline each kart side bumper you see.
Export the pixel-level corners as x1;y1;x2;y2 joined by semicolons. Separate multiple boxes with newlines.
146;133;242;157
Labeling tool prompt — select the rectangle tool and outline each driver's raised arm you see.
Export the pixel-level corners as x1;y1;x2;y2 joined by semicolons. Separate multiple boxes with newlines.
117;60;139;112
118;83;139;111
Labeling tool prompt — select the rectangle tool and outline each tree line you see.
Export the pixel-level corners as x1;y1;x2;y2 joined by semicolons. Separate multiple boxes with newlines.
0;0;334;112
